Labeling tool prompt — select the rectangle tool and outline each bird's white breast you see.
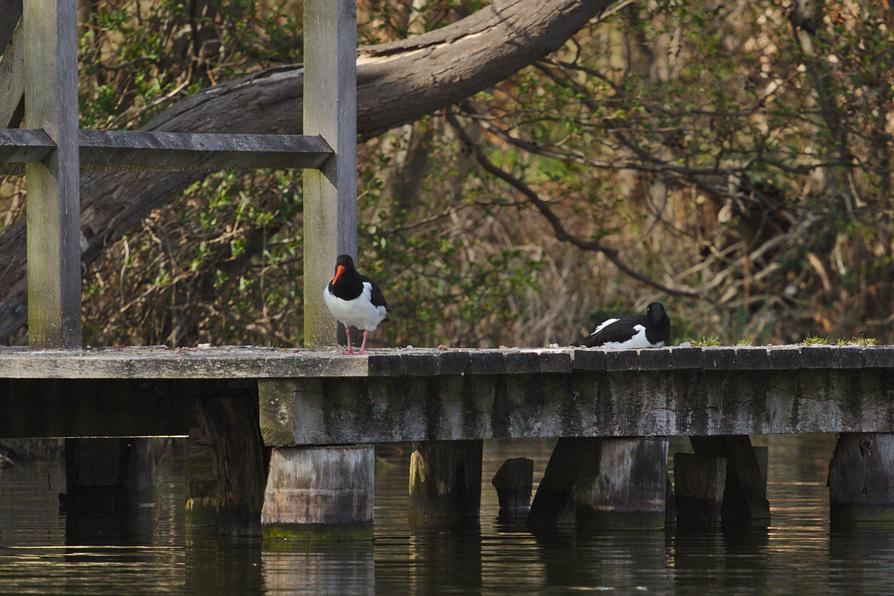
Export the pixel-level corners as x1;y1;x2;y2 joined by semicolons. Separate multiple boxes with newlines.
323;282;387;331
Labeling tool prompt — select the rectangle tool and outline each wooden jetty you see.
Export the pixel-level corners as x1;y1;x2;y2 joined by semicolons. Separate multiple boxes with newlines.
3;0;894;535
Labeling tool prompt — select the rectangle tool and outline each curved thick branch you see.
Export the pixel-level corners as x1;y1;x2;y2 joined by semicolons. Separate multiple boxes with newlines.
0;0;619;341
447;114;702;299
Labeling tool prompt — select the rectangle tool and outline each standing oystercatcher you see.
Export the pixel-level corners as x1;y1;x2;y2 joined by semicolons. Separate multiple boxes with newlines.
323;254;388;355
577;302;670;349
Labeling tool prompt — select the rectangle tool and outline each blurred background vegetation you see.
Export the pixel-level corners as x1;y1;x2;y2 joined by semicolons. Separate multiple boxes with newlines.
1;0;891;348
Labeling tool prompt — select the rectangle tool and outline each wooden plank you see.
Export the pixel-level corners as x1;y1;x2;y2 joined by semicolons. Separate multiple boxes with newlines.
0;130;333;173
302;0;357;348
0;127;53;164
78;131;333;171
0;346;892;380
0;16;24;128
24;0;82;348
259;367;894;445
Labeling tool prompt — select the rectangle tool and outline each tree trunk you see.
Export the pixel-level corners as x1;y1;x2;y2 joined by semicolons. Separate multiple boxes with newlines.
0;0;618;341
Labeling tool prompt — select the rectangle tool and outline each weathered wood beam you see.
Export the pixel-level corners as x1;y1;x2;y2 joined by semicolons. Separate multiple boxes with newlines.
0;345;892;379
261;446;374;527
189;389;266;535
690;435;770;527
302;0;357;348
409;440;483;522
258;365;894;445
0;16;24;128
828;433;894;524
0;128;53;167
0;130;333;173
24;0;82;348
78;131;333;171
528;437;668;530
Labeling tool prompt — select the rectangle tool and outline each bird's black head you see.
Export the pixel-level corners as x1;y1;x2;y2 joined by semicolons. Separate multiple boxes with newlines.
331;254;356;285
646;302;667;324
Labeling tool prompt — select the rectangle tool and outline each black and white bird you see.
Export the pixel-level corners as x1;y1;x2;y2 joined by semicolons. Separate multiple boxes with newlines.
577;302;670;349
323;254;388;355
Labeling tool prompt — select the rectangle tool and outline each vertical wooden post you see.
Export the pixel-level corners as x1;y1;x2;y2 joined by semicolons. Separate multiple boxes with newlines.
690;435;770;528
63;438;155;513
303;0;357;347
828;433;894;525
24;0;81;348
189;390;267;535
673;453;727;527
409;440;483;522
492;457;534;519
574;438;668;530
261;446;374;530
259;0;368;536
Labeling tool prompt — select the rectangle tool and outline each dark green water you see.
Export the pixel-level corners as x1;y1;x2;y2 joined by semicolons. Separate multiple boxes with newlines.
2;435;894;594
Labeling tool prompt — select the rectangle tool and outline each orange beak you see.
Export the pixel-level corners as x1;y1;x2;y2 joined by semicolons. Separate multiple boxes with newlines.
330;265;345;285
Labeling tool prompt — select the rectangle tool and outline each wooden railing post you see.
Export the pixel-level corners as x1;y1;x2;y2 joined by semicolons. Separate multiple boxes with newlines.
260;0;370;537
23;0;81;348
302;0;357;348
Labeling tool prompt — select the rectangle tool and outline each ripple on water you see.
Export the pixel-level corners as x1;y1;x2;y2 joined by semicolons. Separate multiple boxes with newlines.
2;435;894;593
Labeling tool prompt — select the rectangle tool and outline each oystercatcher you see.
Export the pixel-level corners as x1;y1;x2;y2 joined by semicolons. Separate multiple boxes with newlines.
323;254;388;355
577;302;670;349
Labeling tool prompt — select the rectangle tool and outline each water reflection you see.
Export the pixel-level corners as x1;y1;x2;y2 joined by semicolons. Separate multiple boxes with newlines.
3;435;894;592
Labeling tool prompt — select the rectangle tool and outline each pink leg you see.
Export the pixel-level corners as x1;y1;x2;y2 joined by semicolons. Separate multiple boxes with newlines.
359;330;370;355
343;326;354;355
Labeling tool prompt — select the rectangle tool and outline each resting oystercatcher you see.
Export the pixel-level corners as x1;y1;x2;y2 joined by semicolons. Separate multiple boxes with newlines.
323;254;388;355
577;302;670;349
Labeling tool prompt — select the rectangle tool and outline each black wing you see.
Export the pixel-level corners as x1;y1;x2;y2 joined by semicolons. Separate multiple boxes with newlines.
360;274;388;310
577;314;645;347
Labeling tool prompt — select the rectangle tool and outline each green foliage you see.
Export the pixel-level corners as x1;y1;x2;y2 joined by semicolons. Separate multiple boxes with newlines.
837;337;878;347
803;336;832;346
681;336;722;347
55;0;894;349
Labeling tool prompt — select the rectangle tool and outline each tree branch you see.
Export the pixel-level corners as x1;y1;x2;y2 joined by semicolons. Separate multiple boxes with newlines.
0;0;621;341
446;113;703;299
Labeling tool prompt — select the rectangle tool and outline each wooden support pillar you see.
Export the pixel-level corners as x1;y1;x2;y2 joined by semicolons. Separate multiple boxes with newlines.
24;0;82;347
409;440;483;522
63;438;154;514
262;446;374;537
690;435;770;528
302;0;357;347
528;437;668;530
189;391;266;535
828;433;894;524
674;446;768;529
492;457;534;519
674;453;727;527
528;438;599;528
574;437;668;530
